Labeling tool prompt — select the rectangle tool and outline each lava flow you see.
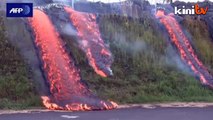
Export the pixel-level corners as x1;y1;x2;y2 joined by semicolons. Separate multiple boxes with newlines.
28;9;117;111
64;7;113;77
156;10;213;88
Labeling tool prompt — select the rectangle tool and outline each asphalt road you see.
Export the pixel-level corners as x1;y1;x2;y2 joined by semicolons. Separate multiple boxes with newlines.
1;107;213;120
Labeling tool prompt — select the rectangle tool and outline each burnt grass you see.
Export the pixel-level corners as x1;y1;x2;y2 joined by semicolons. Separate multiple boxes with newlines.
0;13;213;109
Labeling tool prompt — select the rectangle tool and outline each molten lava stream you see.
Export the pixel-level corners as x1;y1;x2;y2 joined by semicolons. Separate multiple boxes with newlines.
29;9;117;111
64;7;113;78
156;10;213;88
170;17;207;71
168;17;213;86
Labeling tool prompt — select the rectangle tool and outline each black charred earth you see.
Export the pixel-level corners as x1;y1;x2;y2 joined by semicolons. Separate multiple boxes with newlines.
0;0;213;109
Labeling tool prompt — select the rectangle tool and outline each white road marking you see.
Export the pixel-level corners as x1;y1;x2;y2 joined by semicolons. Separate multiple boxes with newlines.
61;115;79;119
109;119;120;120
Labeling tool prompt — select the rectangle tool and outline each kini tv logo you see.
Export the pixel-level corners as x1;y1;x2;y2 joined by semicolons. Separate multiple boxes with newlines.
6;3;33;17
174;4;208;15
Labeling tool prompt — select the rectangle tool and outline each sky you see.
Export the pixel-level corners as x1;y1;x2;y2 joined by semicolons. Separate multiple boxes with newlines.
87;0;213;4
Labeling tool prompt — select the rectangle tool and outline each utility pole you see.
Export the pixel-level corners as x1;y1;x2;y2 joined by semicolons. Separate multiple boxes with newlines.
72;0;75;9
163;0;173;4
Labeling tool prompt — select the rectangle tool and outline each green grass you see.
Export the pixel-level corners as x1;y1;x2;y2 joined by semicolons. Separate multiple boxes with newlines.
88;73;213;103
66;14;213;104
0;15;41;109
1;13;213;109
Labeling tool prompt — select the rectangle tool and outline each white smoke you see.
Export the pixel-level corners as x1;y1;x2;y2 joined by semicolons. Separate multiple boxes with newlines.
113;32;147;53
164;45;192;74
62;23;78;36
109;26;193;74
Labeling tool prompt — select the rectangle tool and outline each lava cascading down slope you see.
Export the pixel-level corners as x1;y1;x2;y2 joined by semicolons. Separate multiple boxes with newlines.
156;10;213;87
64;7;113;77
28;9;117;111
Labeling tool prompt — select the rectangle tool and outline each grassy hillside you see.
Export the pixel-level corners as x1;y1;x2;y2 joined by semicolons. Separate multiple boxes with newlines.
65;15;213;104
0;15;40;109
0;13;213;109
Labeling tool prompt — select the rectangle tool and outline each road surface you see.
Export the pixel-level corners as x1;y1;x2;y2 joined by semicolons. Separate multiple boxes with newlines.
1;107;213;120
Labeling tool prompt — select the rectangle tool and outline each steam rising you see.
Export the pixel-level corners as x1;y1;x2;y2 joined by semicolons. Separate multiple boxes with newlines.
156;10;213;87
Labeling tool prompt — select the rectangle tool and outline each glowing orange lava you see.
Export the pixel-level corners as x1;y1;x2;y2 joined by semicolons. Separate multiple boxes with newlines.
29;9;117;111
156;10;213;87
64;7;113;77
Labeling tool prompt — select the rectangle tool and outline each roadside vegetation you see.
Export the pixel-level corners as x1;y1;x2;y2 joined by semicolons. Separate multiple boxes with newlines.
1;13;213;109
66;14;213;104
0;14;41;109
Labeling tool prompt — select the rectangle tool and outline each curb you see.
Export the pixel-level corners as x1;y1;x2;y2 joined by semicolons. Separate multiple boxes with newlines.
1;102;213;114
118;102;213;109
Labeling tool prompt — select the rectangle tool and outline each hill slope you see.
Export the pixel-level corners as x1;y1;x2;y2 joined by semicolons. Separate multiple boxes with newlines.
0;2;213;109
0;14;40;109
